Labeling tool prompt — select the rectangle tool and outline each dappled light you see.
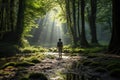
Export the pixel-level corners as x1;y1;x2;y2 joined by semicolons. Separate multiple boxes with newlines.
0;0;120;80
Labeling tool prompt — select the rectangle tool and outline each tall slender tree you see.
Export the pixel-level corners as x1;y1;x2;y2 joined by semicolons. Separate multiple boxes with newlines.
80;0;89;47
88;0;98;44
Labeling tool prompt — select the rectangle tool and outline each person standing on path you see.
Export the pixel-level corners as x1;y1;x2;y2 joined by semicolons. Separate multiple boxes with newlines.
57;38;63;59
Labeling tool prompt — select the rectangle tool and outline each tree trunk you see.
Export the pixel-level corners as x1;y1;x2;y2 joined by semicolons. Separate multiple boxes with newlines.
80;0;89;47
72;0;78;46
1;0;25;46
89;0;98;44
15;0;25;46
108;0;120;55
77;0;81;41
65;0;75;45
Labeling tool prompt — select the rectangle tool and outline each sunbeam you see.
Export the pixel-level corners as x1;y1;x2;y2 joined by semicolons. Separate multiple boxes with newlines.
36;7;69;47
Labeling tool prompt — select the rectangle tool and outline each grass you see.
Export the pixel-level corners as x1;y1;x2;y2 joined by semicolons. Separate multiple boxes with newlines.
2;61;34;68
1;62;16;69
20;53;46;62
20;46;48;53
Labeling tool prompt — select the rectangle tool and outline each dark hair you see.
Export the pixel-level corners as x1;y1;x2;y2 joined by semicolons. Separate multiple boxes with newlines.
59;38;61;40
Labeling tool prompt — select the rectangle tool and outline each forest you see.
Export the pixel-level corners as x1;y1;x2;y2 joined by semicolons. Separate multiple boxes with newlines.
0;0;120;80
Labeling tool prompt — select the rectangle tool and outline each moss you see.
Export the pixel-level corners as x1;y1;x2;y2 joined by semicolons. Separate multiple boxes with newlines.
46;54;56;59
15;61;34;67
110;69;120;78
2;62;16;69
30;58;41;63
29;72;48;80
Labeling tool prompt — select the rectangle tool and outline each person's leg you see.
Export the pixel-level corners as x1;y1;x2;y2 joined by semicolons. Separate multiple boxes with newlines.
60;48;62;58
58;48;60;58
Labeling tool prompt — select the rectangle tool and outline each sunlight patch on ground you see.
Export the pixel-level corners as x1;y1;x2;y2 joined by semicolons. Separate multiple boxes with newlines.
44;52;70;59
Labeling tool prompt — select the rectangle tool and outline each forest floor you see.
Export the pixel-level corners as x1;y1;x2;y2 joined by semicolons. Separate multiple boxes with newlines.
27;52;81;80
0;52;120;80
0;52;81;80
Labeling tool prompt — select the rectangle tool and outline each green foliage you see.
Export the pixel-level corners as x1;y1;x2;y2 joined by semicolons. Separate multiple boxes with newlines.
46;54;56;59
20;53;46;63
20;47;39;53
63;45;73;53
2;61;34;68
24;0;56;38
29;72;48;80
30;58;41;63
20;46;48;53
85;47;107;53
2;62;16;69
63;46;106;54
49;48;57;52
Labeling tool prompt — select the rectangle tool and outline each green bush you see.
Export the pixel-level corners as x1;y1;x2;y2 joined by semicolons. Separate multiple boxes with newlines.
29;73;48;80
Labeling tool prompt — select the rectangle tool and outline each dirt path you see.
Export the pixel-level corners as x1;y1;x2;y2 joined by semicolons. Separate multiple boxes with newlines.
27;52;81;80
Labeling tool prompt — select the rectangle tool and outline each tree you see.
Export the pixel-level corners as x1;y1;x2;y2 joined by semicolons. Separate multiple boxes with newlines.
87;0;98;44
80;0;89;47
108;0;120;55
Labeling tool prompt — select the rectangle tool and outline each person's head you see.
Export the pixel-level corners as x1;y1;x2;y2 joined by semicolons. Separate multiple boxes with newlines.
59;38;61;41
